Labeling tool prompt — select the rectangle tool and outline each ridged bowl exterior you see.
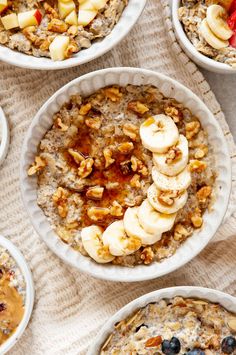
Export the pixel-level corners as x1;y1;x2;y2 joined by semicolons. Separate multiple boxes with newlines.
20;67;231;282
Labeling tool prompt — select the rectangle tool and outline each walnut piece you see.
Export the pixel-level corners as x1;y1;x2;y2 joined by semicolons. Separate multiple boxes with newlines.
79;103;92;116
52;187;69;218
120;160;131;175
131;156;148;176
158;190;179;206
164;106;182;123
130;174;141;188
48;19;68;33
189;160;207;172
65;40;79;58
127;101;149;115
174;224;191;241
196;186;212;203
103;147;115;168
44;2;59;19
104;87;122;102
87;207;110;221
110;201;123;217
68;149;85;164
86;186;104;200
185;121;201;140
191;208;203;228
117;142;134;154
85;116;102;130
122;123;139;141
194;145;208;159
166;146;182;164
55;116;68;131
56;226;73;244
67;25;78;37
28;156;46;176
78;158;94;178
141;247;154;265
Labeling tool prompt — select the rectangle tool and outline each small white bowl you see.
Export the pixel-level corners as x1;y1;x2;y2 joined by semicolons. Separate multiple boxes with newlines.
0;0;146;70
20;67;231;282
172;0;236;74
0;107;10;167
0;235;34;354
87;286;236;354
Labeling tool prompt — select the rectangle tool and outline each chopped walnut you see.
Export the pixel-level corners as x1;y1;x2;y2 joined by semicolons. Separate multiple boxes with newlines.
103;147;115;168
65;40;79;58
87;207;110;221
23;26;43;46
130;156;148;176
122;123;139;141
141;247;154;265
56;226;73;244
79;103;92;116
166;146;182;164
196;186;212;203
55;117;68;131
158;190;179;206
68;149;85;164
117;142;134;154
44;2;59;19
52;187;69;218
85;117;102;130
174;224;191;241
110;201;123;217
127;101;149;115
104;87;122;102
66;221;79;230
189;160;207;173
86;186;104;200
206;334;220;350
130;174;141;188
67;25;78;37
78;158;94;178
191;208;203;228
48;19;68;33
194;145;208;159
164;106;182;123
185;121;201;140
120;160;132;175
28;156;46;176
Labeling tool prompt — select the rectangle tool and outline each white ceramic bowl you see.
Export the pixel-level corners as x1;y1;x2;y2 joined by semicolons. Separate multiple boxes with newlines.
20;67;231;282
172;0;236;74
0;0;146;70
0;107;10;167
0;235;34;354
87;286;236;354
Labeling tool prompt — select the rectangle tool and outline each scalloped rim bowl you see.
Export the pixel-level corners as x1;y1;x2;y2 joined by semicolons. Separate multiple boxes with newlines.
0;0;146;70
0;235;34;354
172;0;236;74
20;67;231;282
87;286;236;354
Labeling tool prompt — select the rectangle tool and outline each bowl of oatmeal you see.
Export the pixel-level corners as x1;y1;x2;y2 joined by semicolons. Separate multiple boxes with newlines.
172;0;236;73
88;286;236;354
0;235;34;354
0;0;146;70
20;67;231;282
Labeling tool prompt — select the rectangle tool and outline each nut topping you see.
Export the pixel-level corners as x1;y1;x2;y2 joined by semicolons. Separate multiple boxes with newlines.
110;201;123;217
164;106;182;123
158;190;179;206
28;156;46;176
68;149;85;164
196;186;212;203
85;116;102;130
104;87;122;102
79;103;92;116
117;142;134;154
78;158;94;178
189;160;207;172
103;147;115;168
52;187;69;218
87;207;110;221
185;121;201;140
86;186;104;201
127;101;149;115
122;123;139;141
166;146;182;164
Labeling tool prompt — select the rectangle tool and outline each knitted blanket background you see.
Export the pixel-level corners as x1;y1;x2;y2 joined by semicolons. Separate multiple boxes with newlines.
0;0;235;354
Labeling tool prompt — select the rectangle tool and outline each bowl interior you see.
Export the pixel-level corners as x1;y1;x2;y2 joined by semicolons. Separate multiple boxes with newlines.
20;67;231;282
0;0;146;70
172;0;236;73
0;236;34;354
87;286;236;354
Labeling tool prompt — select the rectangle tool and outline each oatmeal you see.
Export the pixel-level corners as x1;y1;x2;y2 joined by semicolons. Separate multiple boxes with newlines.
0;0;127;61
28;85;216;267
179;0;236;67
101;297;236;354
0;247;26;346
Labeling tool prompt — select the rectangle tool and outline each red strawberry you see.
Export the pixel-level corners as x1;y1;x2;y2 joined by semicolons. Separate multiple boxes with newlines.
229;0;236;13
227;10;236;29
229;31;236;47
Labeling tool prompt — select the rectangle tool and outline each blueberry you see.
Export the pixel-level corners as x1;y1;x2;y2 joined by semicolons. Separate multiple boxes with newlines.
221;336;236;354
162;337;181;354
185;350;205;355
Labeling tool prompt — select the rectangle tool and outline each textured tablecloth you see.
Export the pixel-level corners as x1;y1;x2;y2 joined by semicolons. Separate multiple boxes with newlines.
0;0;236;354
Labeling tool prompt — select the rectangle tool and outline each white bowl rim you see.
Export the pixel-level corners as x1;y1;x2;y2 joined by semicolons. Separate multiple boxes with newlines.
0;0;146;70
0;235;34;354
0;107;10;167
20;67;232;282
87;286;236;354
172;0;236;73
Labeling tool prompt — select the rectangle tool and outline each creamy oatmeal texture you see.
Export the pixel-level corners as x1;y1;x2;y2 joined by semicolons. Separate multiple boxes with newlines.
0;0;127;61
101;297;236;354
179;0;236;67
28;85;215;267
0;247;25;346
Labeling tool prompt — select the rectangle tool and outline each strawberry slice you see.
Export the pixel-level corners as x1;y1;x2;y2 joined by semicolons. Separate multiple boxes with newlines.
229;30;236;47
227;10;236;29
230;0;236;13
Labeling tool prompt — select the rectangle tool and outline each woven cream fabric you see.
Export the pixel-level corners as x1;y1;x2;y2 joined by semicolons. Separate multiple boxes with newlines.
0;0;235;354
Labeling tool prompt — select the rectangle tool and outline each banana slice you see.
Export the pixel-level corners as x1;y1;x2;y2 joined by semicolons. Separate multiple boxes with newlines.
152;165;191;192
138;199;176;234
124;207;162;245
140;114;179;153
153;134;189;177
200;18;229;49
102;220;141;256
147;184;188;214
207;5;233;40
81;225;115;263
